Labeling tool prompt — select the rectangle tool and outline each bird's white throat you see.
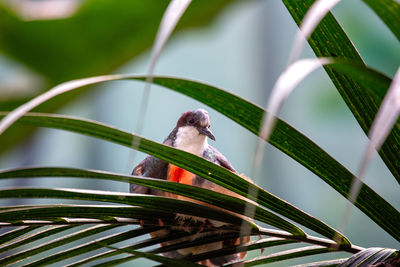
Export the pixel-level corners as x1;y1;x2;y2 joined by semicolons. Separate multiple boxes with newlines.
174;126;208;156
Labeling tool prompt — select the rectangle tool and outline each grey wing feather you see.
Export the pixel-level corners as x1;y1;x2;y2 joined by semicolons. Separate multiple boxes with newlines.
130;155;169;195
208;145;236;172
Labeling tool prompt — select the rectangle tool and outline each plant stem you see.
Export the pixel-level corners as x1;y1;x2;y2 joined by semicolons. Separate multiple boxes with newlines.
258;227;363;254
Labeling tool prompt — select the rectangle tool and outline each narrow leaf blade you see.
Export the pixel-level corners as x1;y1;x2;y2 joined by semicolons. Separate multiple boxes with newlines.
227;245;334;267
0;224;119;266
282;0;400;184
24;227;159;267
338;247;398;267
0;167;304;236
2;111;395;243
362;0;400;41
0;225;76;254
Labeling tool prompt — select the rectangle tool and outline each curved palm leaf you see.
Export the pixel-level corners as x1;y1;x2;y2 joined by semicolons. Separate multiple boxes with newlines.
63;230;190;266
0;204;306;266
0;115;353;245
362;0;400;41
0;225;41;245
108;249;204;267
184;237;297;263
282;0;400;185
0;224;119;266
0;225;76;254
0;0;235;155
226;245;335;267
338;247;398;267
20;227;161;267
1;112;398;243
88;249;203;267
0;62;396;242
292;258;347;267
0;2;398;267
0;169;303;236
0;195;256;231
82;243;337;267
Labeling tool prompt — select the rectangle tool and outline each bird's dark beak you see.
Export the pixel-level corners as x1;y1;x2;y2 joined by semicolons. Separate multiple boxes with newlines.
198;126;216;141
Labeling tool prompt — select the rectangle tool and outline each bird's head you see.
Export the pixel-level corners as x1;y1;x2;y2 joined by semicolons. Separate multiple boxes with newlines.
176;109;215;141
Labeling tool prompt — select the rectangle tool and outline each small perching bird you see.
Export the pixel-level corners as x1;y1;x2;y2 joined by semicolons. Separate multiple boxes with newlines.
130;109;249;266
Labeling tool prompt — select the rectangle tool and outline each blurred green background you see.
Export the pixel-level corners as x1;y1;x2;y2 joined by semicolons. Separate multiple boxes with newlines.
0;0;399;266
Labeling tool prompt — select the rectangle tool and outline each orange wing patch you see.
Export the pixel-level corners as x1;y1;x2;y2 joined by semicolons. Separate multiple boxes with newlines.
167;164;196;186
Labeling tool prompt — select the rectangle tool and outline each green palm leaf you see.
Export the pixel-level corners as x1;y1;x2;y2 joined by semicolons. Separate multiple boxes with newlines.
0;199;256;230
226;246;334;267
0;224;118;266
2;79;399;241
362;0;400;41
282;0;400;184
0;169;302;236
0;113;357;244
338;247;398;267
0;225;41;245
0;225;76;254
1;1;399;265
21;227;161;267
65;230;207;266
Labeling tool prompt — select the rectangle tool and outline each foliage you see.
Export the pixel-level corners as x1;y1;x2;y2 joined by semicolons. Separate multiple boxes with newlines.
0;0;399;266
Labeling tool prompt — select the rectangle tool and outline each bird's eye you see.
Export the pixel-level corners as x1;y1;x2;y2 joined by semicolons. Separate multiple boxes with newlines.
188;119;195;124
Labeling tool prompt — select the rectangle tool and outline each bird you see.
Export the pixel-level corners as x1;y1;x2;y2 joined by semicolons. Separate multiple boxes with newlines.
130;109;249;266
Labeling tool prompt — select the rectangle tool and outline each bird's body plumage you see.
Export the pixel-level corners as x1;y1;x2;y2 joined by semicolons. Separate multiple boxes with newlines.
130;109;248;266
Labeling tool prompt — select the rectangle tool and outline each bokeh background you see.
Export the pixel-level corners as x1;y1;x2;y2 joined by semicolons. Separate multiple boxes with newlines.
0;0;399;266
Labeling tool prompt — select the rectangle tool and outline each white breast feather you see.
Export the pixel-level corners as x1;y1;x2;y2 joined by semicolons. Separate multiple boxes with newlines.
174;126;208;156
